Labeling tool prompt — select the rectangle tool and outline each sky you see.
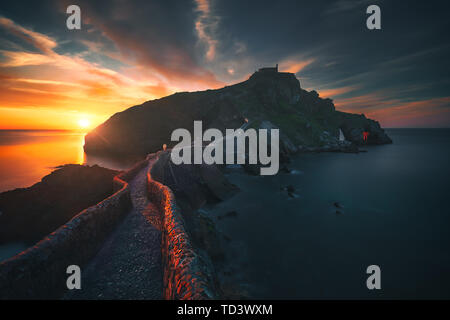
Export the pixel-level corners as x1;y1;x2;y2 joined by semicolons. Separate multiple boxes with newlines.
0;0;449;129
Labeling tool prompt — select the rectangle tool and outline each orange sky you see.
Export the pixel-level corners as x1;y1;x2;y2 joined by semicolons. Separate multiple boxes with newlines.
1;13;448;130
0;16;224;130
0;15;321;130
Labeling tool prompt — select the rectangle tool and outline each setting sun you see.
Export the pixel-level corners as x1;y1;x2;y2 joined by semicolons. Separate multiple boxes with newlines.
78;119;91;129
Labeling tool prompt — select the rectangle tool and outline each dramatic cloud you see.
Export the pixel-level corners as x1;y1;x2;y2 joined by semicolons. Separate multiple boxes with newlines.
194;0;220;61
365;97;450;128
0;0;449;128
66;0;223;90
324;0;375;14
0;15;186;128
316;86;359;99
0;16;57;53
279;58;315;74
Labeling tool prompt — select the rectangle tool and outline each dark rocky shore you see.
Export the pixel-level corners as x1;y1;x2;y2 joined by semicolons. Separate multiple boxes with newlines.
150;151;245;298
0;164;118;246
0;67;393;299
84;68;392;159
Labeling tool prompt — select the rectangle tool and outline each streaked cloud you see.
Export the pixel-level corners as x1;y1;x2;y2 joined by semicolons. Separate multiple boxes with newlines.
317;86;358;99
364;97;450;128
195;0;219;61
0;16;183;129
0;16;57;53
0;0;449;129
66;0;223;91
279;58;315;74
324;0;375;14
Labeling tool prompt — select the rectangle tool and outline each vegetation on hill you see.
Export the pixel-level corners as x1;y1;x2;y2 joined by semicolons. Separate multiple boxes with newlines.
84;69;391;157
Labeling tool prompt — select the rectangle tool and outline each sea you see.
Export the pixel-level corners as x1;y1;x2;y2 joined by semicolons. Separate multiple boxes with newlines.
0;130;137;193
209;128;450;299
0;130;138;261
0;128;449;298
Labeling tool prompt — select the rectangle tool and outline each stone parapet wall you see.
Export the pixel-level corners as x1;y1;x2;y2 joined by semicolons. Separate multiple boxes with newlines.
146;152;216;300
0;160;148;299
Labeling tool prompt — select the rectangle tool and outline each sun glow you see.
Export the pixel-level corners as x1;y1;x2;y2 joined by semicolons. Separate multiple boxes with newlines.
78;119;91;129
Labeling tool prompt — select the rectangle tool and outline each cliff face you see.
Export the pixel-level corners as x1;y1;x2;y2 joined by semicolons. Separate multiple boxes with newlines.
0;164;118;245
337;111;393;145
84;69;392;157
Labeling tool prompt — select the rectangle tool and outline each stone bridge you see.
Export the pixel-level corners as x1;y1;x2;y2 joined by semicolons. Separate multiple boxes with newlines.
0;152;214;300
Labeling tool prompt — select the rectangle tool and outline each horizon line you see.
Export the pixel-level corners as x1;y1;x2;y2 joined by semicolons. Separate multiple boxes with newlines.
1;127;450;131
0;128;90;132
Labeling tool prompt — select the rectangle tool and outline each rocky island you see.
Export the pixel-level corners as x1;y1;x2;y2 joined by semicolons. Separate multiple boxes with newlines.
84;67;392;160
0;165;118;246
0;67;393;299
81;67;393;298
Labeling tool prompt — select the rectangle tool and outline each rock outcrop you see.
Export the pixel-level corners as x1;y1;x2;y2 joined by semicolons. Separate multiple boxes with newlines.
147;152;223;299
149;151;240;298
0;162;139;299
84;68;392;157
0;165;118;245
337;112;393;145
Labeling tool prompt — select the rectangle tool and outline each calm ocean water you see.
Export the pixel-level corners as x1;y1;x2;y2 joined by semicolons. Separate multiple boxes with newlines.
0;129;140;261
1;129;450;298
210;129;450;299
0;130;138;193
